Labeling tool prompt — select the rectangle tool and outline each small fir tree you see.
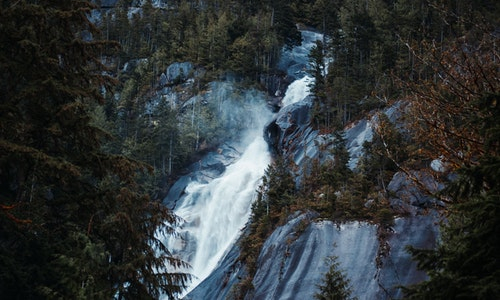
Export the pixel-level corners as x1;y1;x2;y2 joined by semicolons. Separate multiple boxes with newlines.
315;256;356;300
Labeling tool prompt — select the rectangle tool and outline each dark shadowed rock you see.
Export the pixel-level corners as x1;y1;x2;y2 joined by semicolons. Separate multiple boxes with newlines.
265;96;317;161
387;171;445;214
163;175;191;210
377;214;440;299
259;72;293;107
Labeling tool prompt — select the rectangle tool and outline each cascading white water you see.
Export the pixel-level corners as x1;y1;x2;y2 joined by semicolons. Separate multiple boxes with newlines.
279;30;325;108
171;129;271;294
161;30;323;298
162;85;274;297
281;76;313;107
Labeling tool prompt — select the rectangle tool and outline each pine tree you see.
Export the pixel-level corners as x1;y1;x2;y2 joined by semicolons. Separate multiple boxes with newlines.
309;40;330;129
0;1;189;298
270;0;302;50
315;256;356;300
263;157;296;213
331;130;352;185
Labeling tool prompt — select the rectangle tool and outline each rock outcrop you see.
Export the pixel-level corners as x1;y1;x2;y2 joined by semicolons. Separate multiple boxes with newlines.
250;212;439;299
164;62;194;85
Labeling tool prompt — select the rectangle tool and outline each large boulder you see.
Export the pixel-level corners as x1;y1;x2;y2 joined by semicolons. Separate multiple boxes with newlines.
166;62;194;84
265;96;316;161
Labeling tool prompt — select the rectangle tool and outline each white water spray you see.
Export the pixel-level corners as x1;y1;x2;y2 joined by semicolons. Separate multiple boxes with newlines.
173;134;271;294
281;76;313;107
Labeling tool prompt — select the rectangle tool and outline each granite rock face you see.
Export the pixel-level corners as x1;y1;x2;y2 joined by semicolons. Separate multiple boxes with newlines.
377;214;440;299
188;211;439;300
186;100;441;299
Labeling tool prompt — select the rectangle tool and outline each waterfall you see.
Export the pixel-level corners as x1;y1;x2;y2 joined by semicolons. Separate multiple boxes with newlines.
281;75;313;107
171;130;271;294
161;30;323;298
279;30;325;107
161;84;273;297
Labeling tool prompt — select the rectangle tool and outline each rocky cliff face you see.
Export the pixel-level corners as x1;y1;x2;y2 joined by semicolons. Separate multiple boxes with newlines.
188;211;439;300
248;212;439;300
186;98;441;299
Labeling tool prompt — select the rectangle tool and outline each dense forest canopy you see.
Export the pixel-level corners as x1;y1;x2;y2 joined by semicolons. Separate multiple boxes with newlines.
0;1;190;298
1;0;499;298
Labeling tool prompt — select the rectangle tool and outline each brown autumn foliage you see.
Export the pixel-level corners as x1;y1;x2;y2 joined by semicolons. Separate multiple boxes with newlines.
403;32;499;171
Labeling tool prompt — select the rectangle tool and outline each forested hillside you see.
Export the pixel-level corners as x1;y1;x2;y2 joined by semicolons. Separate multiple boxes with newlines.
1;0;499;299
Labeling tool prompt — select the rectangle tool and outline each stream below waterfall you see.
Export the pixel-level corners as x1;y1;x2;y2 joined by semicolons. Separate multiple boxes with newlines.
160;30;323;298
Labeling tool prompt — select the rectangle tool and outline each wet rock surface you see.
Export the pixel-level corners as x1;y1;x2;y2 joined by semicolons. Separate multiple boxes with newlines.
184;242;247;300
162;142;241;210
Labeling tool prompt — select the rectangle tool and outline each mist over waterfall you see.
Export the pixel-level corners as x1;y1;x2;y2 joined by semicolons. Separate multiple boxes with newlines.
161;30;323;298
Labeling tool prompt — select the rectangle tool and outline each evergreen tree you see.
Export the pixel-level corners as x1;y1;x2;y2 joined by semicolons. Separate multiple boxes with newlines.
309;40;327;100
310;0;342;38
262;157;296;213
309;40;330;129
315;256;356;300
270;0;302;50
402;6;500;298
331;130;352;185
0;1;189;298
